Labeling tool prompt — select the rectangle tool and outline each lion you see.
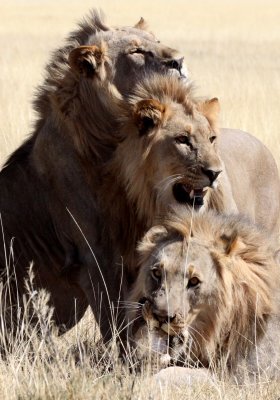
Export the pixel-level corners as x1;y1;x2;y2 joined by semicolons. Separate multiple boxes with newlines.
0;9;279;344
127;210;279;373
99;73;225;276
0;11;188;340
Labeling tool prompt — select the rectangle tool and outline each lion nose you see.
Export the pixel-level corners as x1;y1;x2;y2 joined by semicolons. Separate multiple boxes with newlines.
163;57;184;72
202;168;222;184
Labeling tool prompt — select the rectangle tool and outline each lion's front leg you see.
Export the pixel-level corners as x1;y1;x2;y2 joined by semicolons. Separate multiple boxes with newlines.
168;329;190;367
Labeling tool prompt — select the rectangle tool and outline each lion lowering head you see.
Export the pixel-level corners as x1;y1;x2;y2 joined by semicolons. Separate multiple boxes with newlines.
128;210;278;369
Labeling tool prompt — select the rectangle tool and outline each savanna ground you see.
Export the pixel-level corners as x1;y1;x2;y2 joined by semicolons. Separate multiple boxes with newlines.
1;0;280;398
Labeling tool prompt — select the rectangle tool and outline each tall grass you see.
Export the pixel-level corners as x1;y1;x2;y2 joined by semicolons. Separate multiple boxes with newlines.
0;264;279;399
1;0;280;398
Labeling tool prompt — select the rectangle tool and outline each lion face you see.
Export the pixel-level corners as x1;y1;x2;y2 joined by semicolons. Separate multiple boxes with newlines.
147;103;222;209
69;17;186;96
137;229;221;337
129;211;276;366
107;27;185;95
117;76;222;213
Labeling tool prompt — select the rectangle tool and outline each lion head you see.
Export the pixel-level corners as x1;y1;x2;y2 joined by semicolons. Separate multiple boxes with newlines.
112;74;222;221
68;12;186;95
128;211;278;368
36;9;185;113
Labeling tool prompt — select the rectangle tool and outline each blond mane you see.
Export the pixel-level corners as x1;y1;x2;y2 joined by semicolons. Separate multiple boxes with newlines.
131;211;278;369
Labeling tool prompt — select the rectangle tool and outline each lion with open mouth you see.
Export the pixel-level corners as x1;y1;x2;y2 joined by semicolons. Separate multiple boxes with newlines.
99;72;224;273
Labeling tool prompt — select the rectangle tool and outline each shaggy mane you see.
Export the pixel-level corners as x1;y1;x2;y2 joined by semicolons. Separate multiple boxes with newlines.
33;9;109;122
128;74;195;115
135;210;278;369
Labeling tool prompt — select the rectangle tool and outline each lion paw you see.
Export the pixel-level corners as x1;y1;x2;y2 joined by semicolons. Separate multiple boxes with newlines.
160;353;172;368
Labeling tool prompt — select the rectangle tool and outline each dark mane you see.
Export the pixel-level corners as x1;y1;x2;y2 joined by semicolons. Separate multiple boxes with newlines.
33;9;109;125
2;9;107;169
69;9;109;44
2;136;36;170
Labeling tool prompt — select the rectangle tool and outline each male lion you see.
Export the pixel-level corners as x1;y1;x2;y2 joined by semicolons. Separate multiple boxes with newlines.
0;10;279;343
99;73;224;276
127;210;279;373
0;12;187;340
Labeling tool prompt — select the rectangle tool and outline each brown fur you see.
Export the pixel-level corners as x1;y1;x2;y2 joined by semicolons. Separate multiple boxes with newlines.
128;210;279;370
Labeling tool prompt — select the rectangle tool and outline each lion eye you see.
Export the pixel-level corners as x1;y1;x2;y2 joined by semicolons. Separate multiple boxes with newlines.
175;135;192;148
151;267;162;281
209;136;216;144
187;276;200;288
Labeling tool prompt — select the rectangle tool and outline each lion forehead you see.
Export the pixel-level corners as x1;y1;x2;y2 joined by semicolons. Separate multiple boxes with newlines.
155;240;184;271
117;26;158;42
153;239;214;279
91;27;172;56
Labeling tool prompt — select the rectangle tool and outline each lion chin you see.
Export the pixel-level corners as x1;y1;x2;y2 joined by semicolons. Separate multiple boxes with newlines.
128;209;279;372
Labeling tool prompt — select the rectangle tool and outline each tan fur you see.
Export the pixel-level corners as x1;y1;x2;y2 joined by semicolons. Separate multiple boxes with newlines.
128;210;279;369
197;97;220;130
134;17;149;31
218;129;280;236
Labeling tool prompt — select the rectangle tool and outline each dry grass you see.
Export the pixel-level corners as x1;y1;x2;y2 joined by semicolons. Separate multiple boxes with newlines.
1;0;280;398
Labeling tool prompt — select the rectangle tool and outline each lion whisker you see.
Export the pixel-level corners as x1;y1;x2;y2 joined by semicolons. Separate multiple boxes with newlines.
156;174;183;188
116;315;143;337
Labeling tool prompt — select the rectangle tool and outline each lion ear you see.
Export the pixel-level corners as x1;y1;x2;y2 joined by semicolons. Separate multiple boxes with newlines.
220;230;246;256
134;17;148;30
68;45;106;78
138;225;168;255
133;99;166;136
198;98;220;129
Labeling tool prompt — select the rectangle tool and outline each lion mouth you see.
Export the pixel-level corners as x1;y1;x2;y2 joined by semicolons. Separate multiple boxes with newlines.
172;183;207;208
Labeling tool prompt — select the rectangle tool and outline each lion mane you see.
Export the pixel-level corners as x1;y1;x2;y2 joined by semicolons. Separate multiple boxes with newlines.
129;210;278;369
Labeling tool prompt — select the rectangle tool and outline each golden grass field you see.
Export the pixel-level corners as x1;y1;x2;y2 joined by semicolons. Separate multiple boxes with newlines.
1;0;280;398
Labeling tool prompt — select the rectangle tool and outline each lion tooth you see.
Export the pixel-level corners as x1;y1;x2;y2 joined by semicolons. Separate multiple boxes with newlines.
190;190;194;199
203;187;208;192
